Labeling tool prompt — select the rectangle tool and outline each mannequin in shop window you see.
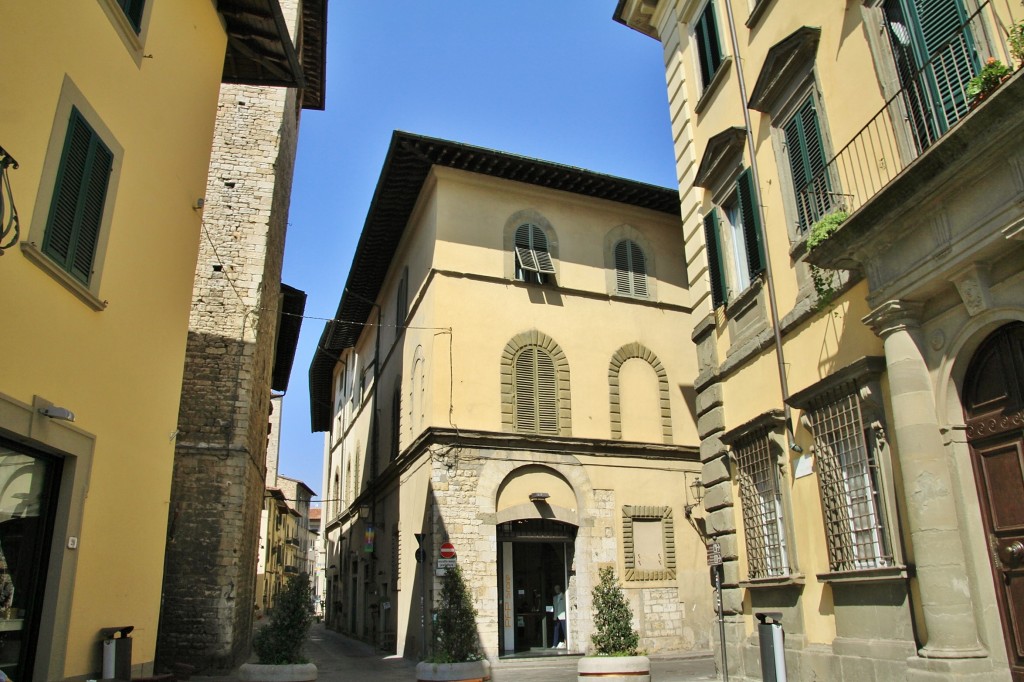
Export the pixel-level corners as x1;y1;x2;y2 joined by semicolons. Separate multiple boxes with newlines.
551;584;566;648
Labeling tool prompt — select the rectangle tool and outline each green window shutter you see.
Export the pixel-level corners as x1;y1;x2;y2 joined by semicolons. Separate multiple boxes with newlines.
736;169;766;277
695;1;723;90
535;350;558;435
785;97;831;231
42;108;113;285
118;0;145;32
702;210;726;308
514;223;555;275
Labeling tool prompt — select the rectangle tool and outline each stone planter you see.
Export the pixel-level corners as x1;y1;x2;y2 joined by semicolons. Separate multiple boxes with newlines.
577;655;651;682
415;659;491;682
238;662;318;682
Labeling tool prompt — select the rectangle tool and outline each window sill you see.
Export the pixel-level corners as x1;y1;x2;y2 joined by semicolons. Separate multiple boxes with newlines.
694;57;733;116
21;241;107;311
740;573;805;588
725;275;762;313
817;565;910;584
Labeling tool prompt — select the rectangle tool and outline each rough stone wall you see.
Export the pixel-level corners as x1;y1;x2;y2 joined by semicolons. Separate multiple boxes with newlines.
157;1;301;668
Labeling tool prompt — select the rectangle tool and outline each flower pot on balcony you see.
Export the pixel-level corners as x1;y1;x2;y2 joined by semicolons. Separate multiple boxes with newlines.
577;654;651;682
415;659;490;682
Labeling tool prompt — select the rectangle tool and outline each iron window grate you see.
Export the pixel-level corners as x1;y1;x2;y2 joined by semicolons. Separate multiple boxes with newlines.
734;427;790;578
809;382;893;571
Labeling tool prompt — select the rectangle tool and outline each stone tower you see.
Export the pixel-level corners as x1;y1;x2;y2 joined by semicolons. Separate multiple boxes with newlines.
156;0;325;671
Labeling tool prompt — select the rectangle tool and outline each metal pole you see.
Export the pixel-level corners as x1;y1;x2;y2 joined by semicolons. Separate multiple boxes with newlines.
716;566;729;682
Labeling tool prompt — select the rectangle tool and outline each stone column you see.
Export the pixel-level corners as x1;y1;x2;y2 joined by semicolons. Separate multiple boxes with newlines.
864;300;986;660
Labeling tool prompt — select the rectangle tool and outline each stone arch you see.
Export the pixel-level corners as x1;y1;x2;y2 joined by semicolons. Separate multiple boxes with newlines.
608;343;672;443
495;464;579;525
500;330;572;436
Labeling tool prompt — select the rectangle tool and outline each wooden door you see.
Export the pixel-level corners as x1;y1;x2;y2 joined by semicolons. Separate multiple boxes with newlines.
964;323;1024;681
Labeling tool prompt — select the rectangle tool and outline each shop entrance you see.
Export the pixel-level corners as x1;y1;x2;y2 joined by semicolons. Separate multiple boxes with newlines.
497;519;575;657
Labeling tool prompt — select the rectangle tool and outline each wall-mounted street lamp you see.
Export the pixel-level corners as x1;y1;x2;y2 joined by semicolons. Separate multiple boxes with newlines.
528;492;550;503
358;504;370;520
685;477;704;518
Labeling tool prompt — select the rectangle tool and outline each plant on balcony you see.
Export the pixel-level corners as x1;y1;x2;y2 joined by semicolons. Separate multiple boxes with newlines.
967;58;1013;104
241;573;316;682
1010;19;1024;67
416;564;489;682
807;210;848;310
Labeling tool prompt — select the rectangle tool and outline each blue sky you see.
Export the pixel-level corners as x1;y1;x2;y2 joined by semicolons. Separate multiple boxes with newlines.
276;1;678;497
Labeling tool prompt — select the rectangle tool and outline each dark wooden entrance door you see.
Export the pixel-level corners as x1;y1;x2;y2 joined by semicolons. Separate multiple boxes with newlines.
964;322;1024;681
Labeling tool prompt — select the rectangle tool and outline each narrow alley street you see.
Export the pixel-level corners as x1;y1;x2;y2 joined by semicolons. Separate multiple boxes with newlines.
201;624;718;682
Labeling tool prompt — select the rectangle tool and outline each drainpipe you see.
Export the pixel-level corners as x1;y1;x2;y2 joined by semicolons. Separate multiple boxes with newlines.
721;0;798;448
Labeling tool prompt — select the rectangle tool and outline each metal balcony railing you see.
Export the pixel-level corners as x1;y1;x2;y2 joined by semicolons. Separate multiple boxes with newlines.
796;0;1014;230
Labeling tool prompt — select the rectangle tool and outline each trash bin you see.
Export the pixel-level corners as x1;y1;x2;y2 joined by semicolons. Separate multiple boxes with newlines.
755;612;786;682
99;626;134;680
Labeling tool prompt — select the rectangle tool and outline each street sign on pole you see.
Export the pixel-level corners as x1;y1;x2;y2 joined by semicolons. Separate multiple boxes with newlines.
707;541;723;566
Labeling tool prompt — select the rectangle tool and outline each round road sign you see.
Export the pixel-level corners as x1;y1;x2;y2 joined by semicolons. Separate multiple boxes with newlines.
439;542;456;559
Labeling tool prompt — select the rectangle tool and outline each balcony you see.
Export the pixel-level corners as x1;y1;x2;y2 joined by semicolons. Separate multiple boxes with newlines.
802;1;1016;239
285;537;300;547
283;565;299;574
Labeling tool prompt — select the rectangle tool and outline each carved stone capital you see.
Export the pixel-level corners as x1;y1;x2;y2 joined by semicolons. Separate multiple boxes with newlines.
862;299;925;338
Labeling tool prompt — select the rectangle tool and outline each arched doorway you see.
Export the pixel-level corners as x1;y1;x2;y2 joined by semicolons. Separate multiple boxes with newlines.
496;519;576;657
963;322;1024;681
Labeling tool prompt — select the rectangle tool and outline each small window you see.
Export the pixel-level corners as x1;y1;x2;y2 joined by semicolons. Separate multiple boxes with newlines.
733;426;791;579
42;107;113;286
513;346;559;434
783;97;834;233
514;223;555;284
703;168;765;307
694;0;724;92
117;0;146;33
614;239;648;297
396;266;409;329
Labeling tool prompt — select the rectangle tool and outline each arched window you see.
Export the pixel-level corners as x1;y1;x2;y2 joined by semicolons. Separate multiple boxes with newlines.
501;331;571;436
514;223;555;284
614;239;648;297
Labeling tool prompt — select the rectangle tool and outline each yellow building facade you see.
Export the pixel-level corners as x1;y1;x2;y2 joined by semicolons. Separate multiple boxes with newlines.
0;2;305;680
616;0;1024;679
311;132;716;661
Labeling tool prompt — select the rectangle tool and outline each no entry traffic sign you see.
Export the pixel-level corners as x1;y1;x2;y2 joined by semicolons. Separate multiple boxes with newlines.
439;542;456;559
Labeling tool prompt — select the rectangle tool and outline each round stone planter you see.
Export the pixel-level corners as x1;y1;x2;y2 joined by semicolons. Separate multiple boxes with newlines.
415;659;491;682
577;654;650;682
238;662;318;682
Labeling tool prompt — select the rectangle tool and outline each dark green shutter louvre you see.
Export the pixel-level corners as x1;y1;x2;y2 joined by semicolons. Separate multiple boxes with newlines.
614;241;631;294
737;169;766;277
695;2;723;90
703;211;726;308
614;239;648;296
43;108;112;286
118;0;145;32
785;97;831;231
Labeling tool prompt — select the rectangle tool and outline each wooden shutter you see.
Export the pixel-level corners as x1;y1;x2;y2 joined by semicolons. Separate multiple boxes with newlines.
535;350;558;434
785;97;831;231
736;169;766;277
513;346;559;434
614;239;648;296
118;0;145;32
702;211;726;308
695;2;723;90
514;348;538;432
43;108;113;285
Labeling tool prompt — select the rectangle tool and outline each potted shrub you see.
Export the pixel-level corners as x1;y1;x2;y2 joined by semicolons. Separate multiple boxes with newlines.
415;564;490;682
240;573;317;682
967;57;1013;106
577;567;649;682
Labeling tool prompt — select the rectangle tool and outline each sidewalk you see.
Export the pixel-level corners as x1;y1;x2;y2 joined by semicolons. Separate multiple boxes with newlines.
197;624;718;681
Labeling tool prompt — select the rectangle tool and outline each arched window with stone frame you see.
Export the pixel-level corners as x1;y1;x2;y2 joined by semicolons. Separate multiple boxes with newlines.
500;331;572;436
